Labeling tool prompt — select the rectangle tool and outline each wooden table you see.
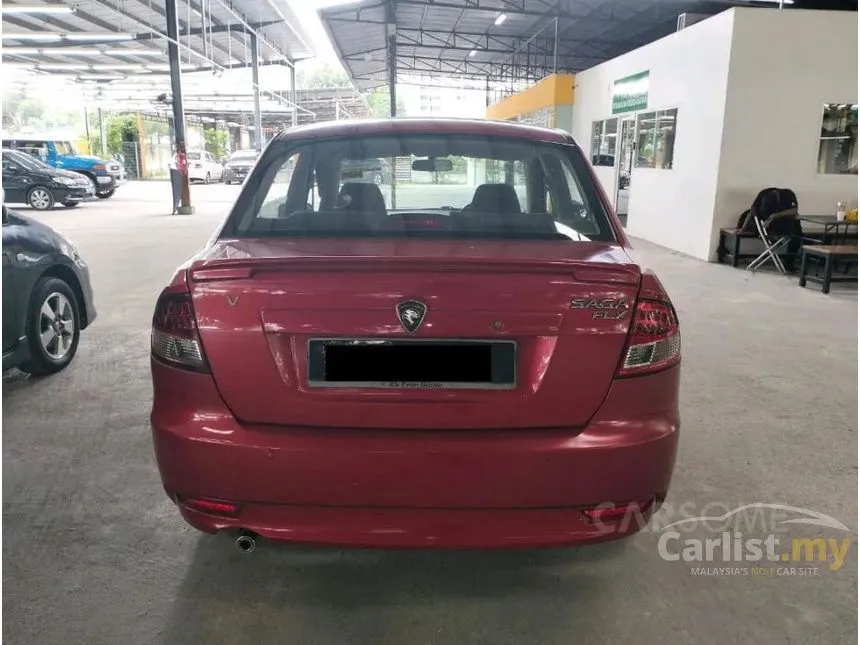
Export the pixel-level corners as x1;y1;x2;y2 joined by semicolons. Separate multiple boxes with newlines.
799;216;858;245
798;245;858;294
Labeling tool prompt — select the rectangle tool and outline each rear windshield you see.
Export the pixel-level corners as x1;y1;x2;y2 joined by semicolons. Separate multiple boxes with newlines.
187;152;202;160
227;134;615;242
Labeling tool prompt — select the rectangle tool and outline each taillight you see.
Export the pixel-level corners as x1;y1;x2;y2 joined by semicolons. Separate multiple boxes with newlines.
151;292;208;372
177;496;241;518
617;299;680;377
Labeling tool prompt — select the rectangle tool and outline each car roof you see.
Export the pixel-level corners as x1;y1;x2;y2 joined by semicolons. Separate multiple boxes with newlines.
273;118;576;146
3;134;73;141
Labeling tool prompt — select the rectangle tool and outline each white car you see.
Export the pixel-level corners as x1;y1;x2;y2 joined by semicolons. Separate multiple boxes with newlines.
184;151;223;184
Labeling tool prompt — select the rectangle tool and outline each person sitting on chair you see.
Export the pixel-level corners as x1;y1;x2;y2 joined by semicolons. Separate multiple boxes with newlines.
738;188;803;270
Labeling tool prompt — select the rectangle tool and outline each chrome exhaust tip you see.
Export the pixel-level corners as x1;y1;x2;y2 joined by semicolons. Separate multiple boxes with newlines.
236;530;257;553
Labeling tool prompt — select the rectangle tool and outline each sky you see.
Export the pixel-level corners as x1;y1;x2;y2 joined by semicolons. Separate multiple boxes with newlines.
290;0;348;66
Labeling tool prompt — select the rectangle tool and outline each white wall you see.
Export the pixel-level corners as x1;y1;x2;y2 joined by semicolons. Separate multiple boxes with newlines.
712;8;858;259
571;10;736;260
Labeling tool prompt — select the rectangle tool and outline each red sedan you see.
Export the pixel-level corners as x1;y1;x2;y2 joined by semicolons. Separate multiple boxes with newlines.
150;118;681;550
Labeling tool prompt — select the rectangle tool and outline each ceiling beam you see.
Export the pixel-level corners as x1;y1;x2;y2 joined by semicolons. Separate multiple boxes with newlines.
390;0;591;20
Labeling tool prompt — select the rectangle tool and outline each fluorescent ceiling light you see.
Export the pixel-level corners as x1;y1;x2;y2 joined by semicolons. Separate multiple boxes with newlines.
5;47;102;55
57;48;103;55
146;63;197;71
2;32;63;41
38;63;89;70
66;33;133;41
747;0;794;3
104;48;162;56
494;13;507;26
1;4;73;14
468;50;477;57
78;74;125;81
91;63;145;70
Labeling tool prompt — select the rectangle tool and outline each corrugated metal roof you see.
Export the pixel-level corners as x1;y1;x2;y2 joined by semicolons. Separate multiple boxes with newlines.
320;0;857;91
1;0;315;77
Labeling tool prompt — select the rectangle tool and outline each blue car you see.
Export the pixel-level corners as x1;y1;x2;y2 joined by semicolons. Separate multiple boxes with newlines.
2;136;126;199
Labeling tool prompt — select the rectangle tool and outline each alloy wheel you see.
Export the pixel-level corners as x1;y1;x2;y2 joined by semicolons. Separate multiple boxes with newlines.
29;188;52;210
39;292;75;360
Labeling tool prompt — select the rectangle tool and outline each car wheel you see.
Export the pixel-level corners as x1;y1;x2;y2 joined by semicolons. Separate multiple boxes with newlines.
96;189;115;199
372;172;383;185
204;172;211;185
62;202;80;208
27;186;55;210
21;277;81;375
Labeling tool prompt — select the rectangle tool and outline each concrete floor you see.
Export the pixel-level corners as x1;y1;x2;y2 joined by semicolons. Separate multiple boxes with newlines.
3;182;857;644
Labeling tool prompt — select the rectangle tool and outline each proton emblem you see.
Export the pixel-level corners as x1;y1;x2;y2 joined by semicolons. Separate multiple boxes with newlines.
396;299;427;333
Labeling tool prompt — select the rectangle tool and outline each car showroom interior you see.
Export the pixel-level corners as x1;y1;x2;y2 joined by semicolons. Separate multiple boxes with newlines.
1;0;857;643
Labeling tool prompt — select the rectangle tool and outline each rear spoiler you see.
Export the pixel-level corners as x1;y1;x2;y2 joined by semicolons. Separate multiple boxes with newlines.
188;256;641;286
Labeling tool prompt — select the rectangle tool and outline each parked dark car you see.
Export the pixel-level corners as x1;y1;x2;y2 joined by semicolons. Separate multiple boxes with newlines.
223;149;258;185
340;157;391;185
2;136;125;199
2;149;95;210
2;193;96;374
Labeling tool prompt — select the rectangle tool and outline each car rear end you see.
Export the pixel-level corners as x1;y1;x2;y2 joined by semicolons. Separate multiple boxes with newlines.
224;152;257;183
150;121;681;549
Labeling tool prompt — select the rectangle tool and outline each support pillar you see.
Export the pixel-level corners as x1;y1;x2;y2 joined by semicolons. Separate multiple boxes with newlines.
387;33;397;117
97;108;107;155
165;0;193;214
290;64;298;128
250;32;264;152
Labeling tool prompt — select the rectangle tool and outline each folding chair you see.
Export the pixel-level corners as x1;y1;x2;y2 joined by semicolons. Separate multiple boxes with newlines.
748;216;789;273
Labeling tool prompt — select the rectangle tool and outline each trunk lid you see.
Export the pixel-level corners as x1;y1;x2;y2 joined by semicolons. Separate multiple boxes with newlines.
189;238;641;429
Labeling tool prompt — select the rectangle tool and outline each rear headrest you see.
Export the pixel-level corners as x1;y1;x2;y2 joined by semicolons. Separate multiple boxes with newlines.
338;182;387;214
469;183;522;215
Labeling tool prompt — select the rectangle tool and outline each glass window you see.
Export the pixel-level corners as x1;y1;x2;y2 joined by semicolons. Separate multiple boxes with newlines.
3;150;37;170
818;103;858;175
232;134;615;243
17;141;50;159
590;119;618;167
187;152;202;160
55;141;75;155
635;109;677;169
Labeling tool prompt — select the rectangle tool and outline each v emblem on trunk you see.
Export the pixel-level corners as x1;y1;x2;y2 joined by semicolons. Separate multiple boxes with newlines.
226;295;240;306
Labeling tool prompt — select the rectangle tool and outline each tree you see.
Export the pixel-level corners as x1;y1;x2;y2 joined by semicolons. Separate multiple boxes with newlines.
203;127;229;159
296;62;350;89
105;114;138;154
365;86;405;118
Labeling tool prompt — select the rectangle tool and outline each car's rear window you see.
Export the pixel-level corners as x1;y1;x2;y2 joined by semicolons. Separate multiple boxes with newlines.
227;134;615;242
187;152;202;160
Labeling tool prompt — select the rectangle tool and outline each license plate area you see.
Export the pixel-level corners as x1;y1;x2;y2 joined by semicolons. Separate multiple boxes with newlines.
307;339;516;389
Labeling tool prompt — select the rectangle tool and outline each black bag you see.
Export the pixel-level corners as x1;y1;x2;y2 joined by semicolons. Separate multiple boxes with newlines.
738;188;798;232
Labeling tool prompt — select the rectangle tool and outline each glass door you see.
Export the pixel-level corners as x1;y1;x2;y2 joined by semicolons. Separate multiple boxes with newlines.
615;117;635;223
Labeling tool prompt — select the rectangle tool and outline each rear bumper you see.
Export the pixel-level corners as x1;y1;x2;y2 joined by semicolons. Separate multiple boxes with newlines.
223;168;249;182
151;361;680;548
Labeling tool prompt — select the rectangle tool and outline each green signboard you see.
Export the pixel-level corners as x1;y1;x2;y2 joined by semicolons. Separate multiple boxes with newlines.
612;71;649;114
